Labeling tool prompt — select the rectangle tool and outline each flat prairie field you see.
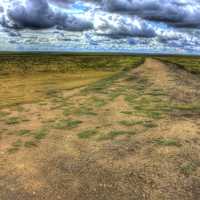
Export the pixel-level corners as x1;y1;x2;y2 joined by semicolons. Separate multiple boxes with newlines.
1;54;200;200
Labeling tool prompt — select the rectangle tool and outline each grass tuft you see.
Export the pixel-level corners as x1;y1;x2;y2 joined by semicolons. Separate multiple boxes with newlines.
24;141;38;148
78;129;98;139
8;139;22;153
119;120;157;128
180;162;197;175
120;111;133;115
92;97;107;108
0;111;10;118
6;117;21;125
99;130;136;140
75;107;97;116
7;147;19;154
17;129;31;136
119;120;143;127
153;138;180;146
34;128;48;140
54;119;82;129
63;108;72;116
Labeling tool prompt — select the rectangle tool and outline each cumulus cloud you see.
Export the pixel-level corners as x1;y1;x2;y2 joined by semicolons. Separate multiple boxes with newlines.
0;0;93;31
7;0;55;28
103;0;200;28
93;12;156;38
7;30;21;37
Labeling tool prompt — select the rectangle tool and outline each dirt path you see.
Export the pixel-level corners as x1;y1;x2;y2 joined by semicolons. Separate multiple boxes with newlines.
1;58;200;200
133;58;175;88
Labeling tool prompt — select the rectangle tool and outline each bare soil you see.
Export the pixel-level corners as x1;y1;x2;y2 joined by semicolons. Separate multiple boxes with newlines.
1;58;200;200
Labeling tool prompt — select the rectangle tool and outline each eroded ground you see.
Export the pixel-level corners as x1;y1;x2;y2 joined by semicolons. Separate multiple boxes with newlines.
1;58;200;200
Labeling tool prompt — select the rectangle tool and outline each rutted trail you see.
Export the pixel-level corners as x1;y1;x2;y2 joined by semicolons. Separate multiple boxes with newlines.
134;58;200;104
133;58;175;89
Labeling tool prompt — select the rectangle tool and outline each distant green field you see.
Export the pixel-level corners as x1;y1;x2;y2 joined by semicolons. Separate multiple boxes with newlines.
157;56;200;74
0;54;144;74
0;54;143;107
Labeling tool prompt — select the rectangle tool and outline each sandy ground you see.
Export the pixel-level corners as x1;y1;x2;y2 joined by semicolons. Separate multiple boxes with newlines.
1;58;200;200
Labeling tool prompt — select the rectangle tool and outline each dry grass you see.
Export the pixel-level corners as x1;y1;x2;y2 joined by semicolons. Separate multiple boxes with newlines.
1;56;200;200
157;56;200;73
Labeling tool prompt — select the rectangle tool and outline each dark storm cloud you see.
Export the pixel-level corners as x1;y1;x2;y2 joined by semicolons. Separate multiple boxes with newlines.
0;6;3;13
102;0;200;28
8;0;55;28
8;30;21;37
49;0;101;5
1;0;93;31
48;0;74;7
0;0;156;38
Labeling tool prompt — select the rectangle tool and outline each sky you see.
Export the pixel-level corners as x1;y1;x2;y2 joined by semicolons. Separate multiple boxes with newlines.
0;0;200;54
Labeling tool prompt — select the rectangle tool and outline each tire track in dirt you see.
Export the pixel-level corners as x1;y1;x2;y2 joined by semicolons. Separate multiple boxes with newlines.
135;58;200;103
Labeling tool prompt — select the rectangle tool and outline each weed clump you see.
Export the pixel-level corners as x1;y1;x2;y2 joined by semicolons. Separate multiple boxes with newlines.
54;119;82;129
78;129;98;139
153;138;180;147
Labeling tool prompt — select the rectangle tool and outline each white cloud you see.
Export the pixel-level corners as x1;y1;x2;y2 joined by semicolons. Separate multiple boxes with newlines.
92;11;155;38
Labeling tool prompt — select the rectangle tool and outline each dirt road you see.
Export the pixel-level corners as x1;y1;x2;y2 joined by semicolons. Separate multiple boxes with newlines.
1;58;200;200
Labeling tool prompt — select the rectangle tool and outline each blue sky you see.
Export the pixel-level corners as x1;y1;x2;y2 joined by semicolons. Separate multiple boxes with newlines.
0;0;200;54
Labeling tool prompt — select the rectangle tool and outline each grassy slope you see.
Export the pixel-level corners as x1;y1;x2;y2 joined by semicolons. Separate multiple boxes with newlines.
157;56;200;74
0;54;143;74
0;55;143;107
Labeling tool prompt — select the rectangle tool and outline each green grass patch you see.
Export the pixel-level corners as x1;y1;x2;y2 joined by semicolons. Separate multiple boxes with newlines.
34;128;48;140
0;54;143;74
63;108;73;116
157;56;200;74
146;89;167;96
119;120;143;127
173;103;200;112
99;130;136;140
6;117;21;125
153;138;180;146
144;111;163;119
120;111;133;115
24;140;38;148
91;97;107;108
124;94;138;104
180;162;197;175
83;72;125;94
45;89;60;97
0;55;144;108
7;147;19;153
78;129;98;139
12;139;23;147
75;107;97;116
119;120;157;128
0;111;10;118
17;129;31;136
8;139;22;153
15;106;26;112
54;119;82;129
143;121;158;128
108;90;123;100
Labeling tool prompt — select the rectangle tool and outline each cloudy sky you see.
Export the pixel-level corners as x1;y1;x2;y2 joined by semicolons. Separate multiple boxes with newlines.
0;0;200;54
